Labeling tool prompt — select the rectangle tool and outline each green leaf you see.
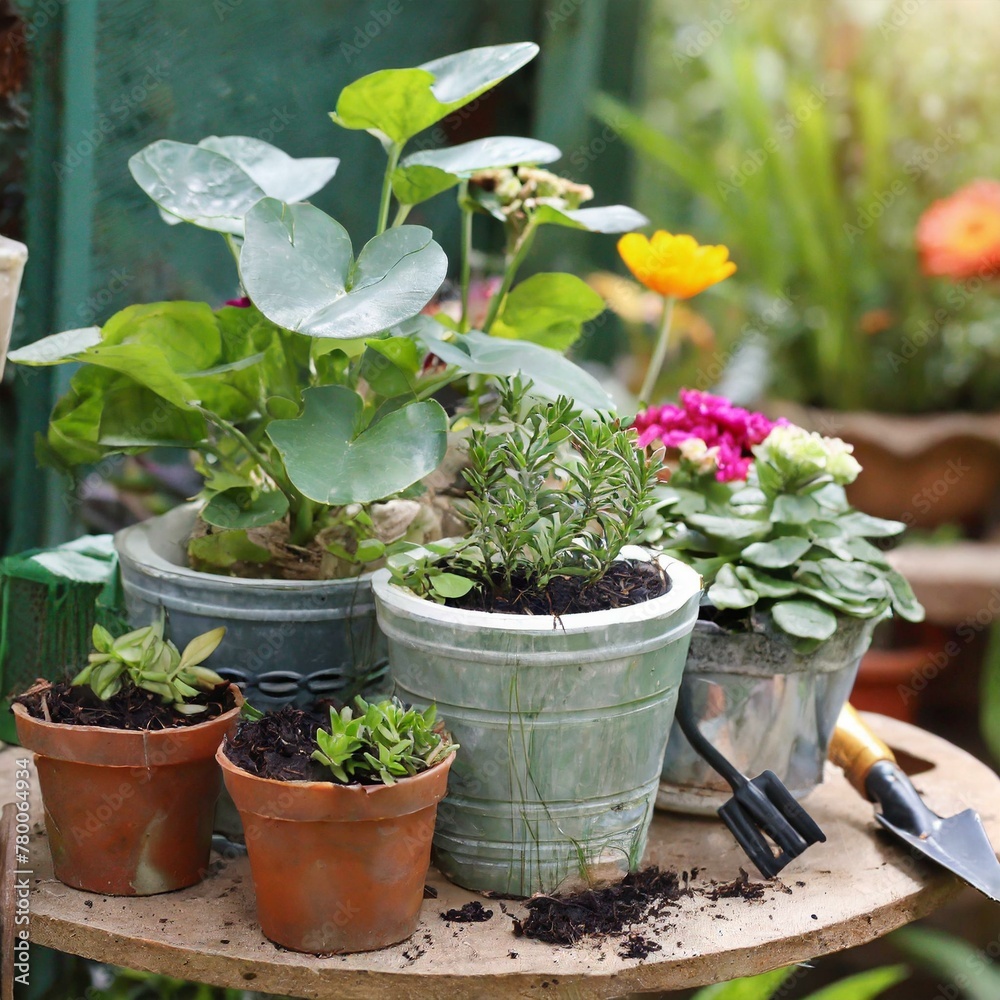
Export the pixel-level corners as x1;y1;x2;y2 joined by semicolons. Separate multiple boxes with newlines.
429;573;475;599
331;43;539;145
771;599;838;641
355;538;387;563
240;200;447;339
178;627;227;670
838;511;907;538
202;488;290;531
187;530;271;569
980;622;1000;766
895;925;1000;1000
532;203;649;233
413;321;614;412
708;564;758;610
772;494;821;524
402;136;561;175
196;135;338;205
692;966;792;1000
885;569;925;622
802;965;908;1000
360;336;422;396
267;385;448;504
390;164;459;206
686;513;770;544
7;327;101;365
742;536;812;569
734;565;800;598
490;273;605;350
129;140;263;235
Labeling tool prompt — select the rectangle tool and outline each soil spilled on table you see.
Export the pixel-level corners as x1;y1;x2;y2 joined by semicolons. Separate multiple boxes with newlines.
440;901;494;923
707;867;767;901
13;679;236;730
447;559;670;616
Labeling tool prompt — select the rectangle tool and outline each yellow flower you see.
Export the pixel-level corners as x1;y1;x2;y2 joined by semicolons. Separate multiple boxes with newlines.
617;231;736;300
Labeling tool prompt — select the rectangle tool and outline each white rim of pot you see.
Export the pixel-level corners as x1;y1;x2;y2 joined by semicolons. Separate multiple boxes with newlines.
371;546;702;635
115;502;376;590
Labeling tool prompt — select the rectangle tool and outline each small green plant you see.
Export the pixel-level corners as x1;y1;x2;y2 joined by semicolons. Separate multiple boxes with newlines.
311;697;456;785
391;377;661;603
72;619;226;715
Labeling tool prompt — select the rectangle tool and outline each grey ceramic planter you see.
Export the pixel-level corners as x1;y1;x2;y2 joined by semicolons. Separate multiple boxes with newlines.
657;611;880;815
372;549;702;896
115;505;388;711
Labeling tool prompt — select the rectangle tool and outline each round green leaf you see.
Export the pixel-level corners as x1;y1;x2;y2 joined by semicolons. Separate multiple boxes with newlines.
202;487;289;530
429;573;475;599
532;203;649;233
8;327;101;366
742;536;812;569
490;272;605;350
266;386;448;505
708;564;758;610
402;136;561;175
129;140;264;235
240;200;447;339
391;165;460;207
771;599;838;641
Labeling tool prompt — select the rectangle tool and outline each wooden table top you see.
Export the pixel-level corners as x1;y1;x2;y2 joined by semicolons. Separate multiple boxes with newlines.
2;714;998;999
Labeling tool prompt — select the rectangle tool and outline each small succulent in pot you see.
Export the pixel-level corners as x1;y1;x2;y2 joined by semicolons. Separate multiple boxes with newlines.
12;622;241;895
218;697;457;953
312;697;458;786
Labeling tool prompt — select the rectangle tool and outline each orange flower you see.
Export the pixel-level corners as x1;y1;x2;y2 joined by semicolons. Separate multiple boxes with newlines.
916;180;1000;280
617;231;736;300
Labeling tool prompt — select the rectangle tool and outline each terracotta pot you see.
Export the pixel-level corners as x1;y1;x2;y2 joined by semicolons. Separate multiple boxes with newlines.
769;404;1000;530
12;686;242;895
218;745;453;954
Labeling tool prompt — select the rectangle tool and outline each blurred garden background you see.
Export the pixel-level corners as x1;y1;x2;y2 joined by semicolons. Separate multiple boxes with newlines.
2;0;1000;996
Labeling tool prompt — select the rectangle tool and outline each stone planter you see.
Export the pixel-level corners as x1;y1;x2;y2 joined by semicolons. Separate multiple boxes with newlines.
115;504;388;711
372;549;702;896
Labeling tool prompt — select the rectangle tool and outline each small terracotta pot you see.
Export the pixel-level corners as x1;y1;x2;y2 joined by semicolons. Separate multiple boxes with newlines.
13;686;242;895
218;745;454;954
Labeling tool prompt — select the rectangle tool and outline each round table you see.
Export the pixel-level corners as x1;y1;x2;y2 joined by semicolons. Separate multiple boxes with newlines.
2;714;998;999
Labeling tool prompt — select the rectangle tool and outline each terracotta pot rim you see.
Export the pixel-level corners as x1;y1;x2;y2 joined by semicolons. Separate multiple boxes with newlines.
217;741;455;822
217;740;455;794
13;684;244;765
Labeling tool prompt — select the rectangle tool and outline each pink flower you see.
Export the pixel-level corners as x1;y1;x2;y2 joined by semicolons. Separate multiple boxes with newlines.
224;296;251;308
633;389;783;482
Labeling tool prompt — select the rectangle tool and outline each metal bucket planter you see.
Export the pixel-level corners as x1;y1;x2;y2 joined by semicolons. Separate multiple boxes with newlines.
115;505;388;712
657;612;880;816
371;549;702;896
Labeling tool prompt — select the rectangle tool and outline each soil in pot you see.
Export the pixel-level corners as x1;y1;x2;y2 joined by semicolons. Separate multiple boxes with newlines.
12;681;242;896
219;706;453;954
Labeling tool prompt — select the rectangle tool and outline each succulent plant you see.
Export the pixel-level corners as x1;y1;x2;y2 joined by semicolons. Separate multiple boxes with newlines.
312;697;456;786
72;618;227;714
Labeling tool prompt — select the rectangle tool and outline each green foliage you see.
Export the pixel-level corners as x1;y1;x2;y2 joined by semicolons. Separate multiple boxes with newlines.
72;618;226;715
598;2;1000;412
392;377;659;602
893;926;1000;1000
11;41;649;579
312;697;456;786
643;437;924;648
692;964;907;1000
980;621;1000;766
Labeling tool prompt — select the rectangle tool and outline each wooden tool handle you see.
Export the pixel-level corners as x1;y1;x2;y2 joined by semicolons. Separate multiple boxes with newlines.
829;704;896;797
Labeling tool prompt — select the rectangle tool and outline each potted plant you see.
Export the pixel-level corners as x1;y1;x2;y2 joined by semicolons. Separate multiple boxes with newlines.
635;390;924;814
371;377;703;896
217;696;456;954
8;41;642;708
11;620;242;895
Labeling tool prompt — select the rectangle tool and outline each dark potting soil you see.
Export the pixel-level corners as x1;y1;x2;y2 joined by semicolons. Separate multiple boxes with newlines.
223;705;333;782
511;867;687;945
12;680;236;730
618;933;663;960
447;559;670;616
706;867;768;901
440;901;494;923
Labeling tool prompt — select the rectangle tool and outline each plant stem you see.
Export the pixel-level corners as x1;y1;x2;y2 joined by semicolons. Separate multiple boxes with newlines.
458;181;472;332
376;143;403;236
639;295;676;405
482;215;539;334
392;203;413;227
